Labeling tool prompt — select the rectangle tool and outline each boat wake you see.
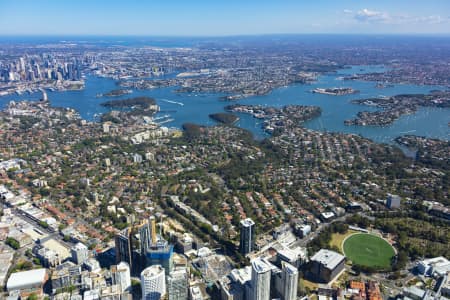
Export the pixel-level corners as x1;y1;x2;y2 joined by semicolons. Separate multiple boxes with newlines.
160;99;184;106
399;130;417;134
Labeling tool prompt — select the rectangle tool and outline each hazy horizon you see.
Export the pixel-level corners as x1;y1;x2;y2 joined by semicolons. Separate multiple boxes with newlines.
1;0;449;36
2;33;450;38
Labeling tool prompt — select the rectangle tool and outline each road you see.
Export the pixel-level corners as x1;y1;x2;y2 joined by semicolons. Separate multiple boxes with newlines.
293;213;353;248
10;207;73;249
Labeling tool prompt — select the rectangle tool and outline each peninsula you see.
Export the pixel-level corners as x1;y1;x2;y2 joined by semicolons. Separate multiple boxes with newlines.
101;96;157;109
209;113;239;125
226;104;321;133
97;89;132;98
345;91;450;126
312;87;359;95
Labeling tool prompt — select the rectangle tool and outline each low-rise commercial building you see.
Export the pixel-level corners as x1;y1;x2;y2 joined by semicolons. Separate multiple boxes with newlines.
417;257;450;277
7;268;49;298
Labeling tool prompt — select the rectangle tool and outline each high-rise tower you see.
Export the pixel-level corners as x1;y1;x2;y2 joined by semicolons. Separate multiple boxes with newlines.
111;261;132;293
240;218;255;255
281;262;298;300
138;220;152;255
141;265;166;300
249;257;271;300
115;228;132;269
167;267;189;300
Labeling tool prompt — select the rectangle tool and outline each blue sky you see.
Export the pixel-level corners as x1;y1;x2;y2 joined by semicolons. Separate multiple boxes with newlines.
0;0;449;36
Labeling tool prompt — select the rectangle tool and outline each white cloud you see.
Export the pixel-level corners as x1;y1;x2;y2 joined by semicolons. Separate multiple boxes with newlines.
355;9;390;23
351;8;448;25
414;15;445;24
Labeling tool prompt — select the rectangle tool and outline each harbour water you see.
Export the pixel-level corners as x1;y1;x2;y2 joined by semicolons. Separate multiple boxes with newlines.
0;65;448;144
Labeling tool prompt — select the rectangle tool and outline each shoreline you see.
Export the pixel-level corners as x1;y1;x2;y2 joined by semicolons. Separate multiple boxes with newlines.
1;69;448;145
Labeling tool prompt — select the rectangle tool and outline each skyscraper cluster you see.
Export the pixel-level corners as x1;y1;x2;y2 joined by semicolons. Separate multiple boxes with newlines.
217;217;300;300
0;55;83;83
115;216;174;275
220;256;299;300
45;242;134;299
115;216;190;300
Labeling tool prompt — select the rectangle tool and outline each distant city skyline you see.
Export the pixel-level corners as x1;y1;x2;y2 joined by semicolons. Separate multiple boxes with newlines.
0;0;449;36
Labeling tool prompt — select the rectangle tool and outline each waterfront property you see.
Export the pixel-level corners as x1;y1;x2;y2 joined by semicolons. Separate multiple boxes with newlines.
0;65;448;144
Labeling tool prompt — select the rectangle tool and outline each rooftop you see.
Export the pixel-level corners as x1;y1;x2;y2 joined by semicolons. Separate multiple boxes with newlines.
229;266;251;284
421;256;449;266
419;256;450;275
282;262;298;275
169;267;187;278
240;218;255;227
251;257;272;274
321;212;335;219
311;249;345;270
404;286;426;298
72;242;88;251
141;265;164;278
7;268;47;290
277;246;307;261
113;261;130;273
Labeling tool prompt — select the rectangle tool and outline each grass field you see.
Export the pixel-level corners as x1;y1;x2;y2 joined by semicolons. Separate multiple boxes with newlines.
329;230;358;252
343;233;395;269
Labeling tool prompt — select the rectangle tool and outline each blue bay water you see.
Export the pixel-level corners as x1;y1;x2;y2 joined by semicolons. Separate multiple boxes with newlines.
0;65;448;144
